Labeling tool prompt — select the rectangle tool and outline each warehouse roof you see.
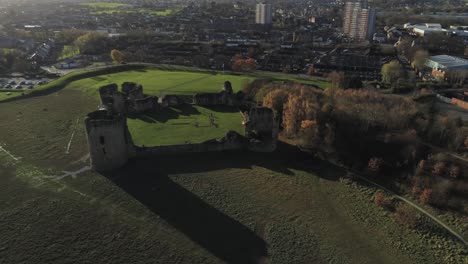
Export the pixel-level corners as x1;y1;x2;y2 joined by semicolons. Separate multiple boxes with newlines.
426;55;468;70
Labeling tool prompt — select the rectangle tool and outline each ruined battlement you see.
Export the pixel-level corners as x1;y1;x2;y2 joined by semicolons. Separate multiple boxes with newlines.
85;81;279;171
193;81;244;106
137;131;246;156
122;82;144;100
99;82;156;114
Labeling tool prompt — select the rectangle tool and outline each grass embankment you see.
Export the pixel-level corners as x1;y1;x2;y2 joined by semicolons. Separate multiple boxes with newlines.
80;2;131;9
80;2;176;16
0;64;329;102
58;45;80;61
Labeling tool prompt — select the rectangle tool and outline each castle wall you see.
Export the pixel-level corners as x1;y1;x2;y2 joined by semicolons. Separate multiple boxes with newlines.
99;84;127;113
86;81;280;170
129;96;158;113
85;110;133;171
122;82;144;100
136;131;245;156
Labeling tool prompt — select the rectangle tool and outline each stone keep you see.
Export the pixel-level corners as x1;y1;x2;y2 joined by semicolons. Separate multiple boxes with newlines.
84;110;133;171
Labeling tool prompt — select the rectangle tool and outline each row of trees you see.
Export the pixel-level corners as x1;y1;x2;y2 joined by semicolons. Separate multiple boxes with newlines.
0;49;31;73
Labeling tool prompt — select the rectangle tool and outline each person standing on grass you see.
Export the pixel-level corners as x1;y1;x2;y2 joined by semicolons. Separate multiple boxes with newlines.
209;113;215;127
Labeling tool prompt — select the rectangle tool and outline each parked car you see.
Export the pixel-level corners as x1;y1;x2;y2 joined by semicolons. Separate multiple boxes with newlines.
15;85;23;89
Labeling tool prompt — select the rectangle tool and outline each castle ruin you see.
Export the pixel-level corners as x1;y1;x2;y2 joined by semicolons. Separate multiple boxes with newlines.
85;82;279;171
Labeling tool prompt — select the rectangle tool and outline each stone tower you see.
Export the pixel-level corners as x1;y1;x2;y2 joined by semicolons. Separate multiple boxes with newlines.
84;109;134;171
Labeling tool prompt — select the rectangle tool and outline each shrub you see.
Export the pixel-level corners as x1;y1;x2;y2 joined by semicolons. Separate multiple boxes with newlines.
432;162;446;177
368;157;384;174
415;159;427;176
448;165;461;179
394;203;420;228
374;191;394;211
419;188;432;204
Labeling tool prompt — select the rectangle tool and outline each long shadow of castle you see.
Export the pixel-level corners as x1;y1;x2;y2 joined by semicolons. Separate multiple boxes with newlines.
101;142;344;263
84;81;280;171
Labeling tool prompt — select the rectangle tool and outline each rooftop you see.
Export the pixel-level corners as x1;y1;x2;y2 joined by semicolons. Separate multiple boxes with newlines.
427;55;468;69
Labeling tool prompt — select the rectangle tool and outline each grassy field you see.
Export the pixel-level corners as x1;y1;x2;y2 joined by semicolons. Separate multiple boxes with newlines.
81;2;175;16
91;9;175;16
58;45;80;61
80;2;130;8
66;69;255;98
0;66;465;263
128;105;245;146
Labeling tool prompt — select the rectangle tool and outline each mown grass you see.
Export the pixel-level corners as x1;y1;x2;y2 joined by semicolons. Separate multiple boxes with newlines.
67;69;255;99
81;2;175;16
1;48;18;54
91;9;175;16
128;105;244;146
256;71;330;88
58;45;80;61
80;2;130;9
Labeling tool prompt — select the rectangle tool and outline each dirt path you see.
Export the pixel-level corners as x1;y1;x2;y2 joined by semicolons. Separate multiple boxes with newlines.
0;144;20;161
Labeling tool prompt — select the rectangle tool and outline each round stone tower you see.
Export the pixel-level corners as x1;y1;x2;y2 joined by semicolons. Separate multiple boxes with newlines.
84;109;133;171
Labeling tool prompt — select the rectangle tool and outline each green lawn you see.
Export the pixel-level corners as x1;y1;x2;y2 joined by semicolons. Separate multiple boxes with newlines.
128;105;244;146
58;45;80;61
80;2;131;8
257;72;330;88
66;69;255;98
1;48;19;54
81;2;175;16
91;9;175;16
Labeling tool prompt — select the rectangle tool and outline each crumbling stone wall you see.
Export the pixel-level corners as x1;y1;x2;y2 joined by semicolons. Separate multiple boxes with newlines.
99;82;156;114
122;82;144;100
130;97;159;113
193;81;244;106
136;131;246;156
86;80;279;171
99;84;127;114
160;94;183;107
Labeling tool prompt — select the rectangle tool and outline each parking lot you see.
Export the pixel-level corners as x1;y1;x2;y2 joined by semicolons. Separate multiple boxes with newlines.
0;77;50;90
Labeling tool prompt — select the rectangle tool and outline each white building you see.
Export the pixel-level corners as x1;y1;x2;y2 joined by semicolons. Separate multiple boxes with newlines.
256;3;272;25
